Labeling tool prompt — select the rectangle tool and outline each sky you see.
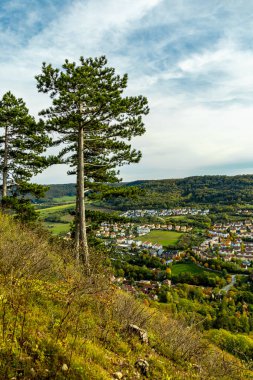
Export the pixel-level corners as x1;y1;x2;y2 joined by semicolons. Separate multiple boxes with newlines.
1;0;253;183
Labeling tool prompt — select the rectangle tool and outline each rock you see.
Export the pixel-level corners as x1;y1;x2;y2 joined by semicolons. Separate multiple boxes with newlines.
128;324;149;344
30;368;36;377
135;359;149;376
112;372;123;379
133;371;141;379
192;364;201;372
62;363;69;371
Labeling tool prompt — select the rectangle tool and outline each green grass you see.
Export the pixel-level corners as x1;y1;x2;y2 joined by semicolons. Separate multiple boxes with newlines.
60;214;74;222
172;263;205;275
37;203;75;217
52;196;76;203
172;262;221;277
135;230;182;247
166;216;188;221
44;222;70;235
37;203;75;235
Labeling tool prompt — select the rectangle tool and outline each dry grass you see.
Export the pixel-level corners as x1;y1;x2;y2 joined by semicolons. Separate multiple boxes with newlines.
0;213;251;379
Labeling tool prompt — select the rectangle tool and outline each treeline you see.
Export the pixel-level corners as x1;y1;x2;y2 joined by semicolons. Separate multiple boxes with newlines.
99;175;253;209
33;174;253;209
35;183;76;202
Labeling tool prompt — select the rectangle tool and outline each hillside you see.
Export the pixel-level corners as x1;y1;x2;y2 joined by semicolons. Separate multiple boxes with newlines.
0;214;252;379
38;175;253;209
107;175;253;209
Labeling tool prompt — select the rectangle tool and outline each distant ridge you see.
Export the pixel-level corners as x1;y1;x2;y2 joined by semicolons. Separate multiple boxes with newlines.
42;174;253;208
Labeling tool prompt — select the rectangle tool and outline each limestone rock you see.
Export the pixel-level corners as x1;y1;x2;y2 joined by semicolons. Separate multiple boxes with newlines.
128;324;148;344
62;363;69;371
135;359;149;376
112;371;123;379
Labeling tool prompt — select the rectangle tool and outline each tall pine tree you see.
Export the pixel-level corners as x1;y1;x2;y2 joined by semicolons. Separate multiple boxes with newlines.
36;55;149;265
0;91;52;221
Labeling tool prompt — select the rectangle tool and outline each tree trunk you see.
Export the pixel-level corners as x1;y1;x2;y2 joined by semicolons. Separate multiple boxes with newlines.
2;126;8;200
74;189;80;262
77;124;89;265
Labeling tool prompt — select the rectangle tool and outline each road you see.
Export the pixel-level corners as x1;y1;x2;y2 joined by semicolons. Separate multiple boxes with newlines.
221;275;236;292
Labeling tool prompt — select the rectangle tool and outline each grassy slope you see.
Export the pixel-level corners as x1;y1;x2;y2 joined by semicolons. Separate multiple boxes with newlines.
37;203;76;216
135;230;182;246
52;196;76;203
37;204;75;235
0;214;251;379
44;222;71;235
37;202;115;236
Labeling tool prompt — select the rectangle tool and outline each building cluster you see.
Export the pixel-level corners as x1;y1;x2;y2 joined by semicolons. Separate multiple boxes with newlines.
112;277;171;300
121;208;209;218
236;209;253;215
193;220;253;263
96;222;164;254
95;222;192;255
210;220;253;238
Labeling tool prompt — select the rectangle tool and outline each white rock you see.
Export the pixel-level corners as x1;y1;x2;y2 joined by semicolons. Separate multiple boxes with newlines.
62;363;68;371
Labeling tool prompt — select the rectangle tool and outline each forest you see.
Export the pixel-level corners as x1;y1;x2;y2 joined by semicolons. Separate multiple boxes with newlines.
100;175;253;209
38;174;253;210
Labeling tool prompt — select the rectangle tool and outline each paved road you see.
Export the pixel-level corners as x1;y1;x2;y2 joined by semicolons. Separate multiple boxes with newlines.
221;275;236;292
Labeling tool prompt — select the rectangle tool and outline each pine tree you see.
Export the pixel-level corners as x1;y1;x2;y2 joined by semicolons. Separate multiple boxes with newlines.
0;91;52;219
36;55;149;265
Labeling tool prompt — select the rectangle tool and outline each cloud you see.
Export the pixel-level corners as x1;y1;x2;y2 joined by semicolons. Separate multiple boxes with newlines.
2;0;253;183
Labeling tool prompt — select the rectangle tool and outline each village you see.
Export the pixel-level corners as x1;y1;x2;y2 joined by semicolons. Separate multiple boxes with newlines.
93;215;253;300
95;221;192;256
194;220;253;264
96;217;253;264
121;207;210;218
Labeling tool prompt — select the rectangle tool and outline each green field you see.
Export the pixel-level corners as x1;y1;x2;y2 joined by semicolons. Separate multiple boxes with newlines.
37;203;75;217
135;230;182;246
37;203;75;235
44;222;71;235
172;262;221;277
166;216;188;221
52;196;76;203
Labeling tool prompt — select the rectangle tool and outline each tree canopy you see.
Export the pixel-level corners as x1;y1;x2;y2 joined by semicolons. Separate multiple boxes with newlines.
36;55;149;264
0;91;52;221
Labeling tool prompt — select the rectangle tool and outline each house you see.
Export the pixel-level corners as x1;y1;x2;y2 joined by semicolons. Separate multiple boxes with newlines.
157;248;164;256
142;241;152;248
136;226;150;236
152;243;163;251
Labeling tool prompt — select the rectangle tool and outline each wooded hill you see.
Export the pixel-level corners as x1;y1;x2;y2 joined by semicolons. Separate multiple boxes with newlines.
40;175;253;208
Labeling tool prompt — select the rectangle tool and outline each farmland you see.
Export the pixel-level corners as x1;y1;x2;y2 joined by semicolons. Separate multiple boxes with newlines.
135;230;182;247
171;262;221;278
37;203;75;217
45;222;71;235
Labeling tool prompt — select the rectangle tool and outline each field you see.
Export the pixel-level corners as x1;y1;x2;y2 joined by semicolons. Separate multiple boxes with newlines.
37;203;75;217
44;222;71;235
37;204;75;235
135;230;182;246
172;262;221;277
166;216;188;221
52;196;76;203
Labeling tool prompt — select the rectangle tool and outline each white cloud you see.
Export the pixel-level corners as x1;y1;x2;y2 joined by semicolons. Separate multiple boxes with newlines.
2;0;253;183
